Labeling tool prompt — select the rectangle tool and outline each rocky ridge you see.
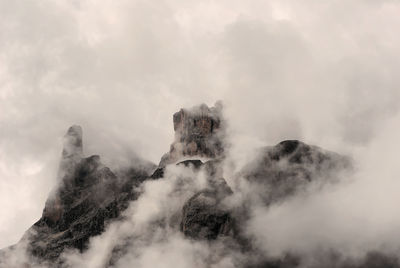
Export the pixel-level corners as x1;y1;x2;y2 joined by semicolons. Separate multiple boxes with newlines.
1;103;395;268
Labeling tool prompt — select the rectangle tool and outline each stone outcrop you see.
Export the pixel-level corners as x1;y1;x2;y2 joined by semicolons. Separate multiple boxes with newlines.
10;126;151;266
5;103;396;268
181;182;234;240
241;140;351;205
159;102;224;166
179;159;235;240
61;125;83;160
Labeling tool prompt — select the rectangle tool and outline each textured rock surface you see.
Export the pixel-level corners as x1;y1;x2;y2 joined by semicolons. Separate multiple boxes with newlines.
12;127;151;266
3;104;397;268
181;186;233;240
179;159;234;240
159;102;224;166
241;140;351;205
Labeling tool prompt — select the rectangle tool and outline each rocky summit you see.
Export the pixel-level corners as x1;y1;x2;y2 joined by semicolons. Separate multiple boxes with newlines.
1;103;397;268
159;102;224;166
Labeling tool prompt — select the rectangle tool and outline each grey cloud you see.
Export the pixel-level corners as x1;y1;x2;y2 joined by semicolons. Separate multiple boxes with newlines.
1;0;400;262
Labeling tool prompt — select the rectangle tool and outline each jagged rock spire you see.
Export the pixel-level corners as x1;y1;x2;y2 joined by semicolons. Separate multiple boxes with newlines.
62;125;83;160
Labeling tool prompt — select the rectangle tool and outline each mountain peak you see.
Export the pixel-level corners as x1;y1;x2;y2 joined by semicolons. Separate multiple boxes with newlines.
0;105;359;268
160;102;224;166
62;125;83;160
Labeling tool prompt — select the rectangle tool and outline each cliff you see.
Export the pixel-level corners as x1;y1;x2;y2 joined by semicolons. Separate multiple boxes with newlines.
2;103;395;268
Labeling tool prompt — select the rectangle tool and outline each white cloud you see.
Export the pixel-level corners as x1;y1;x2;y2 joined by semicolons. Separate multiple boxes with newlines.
1;0;400;259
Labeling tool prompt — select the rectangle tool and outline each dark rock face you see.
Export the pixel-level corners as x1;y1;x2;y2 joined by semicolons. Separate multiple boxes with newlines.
28;157;116;261
241;140;351;205
153;156;235;240
159;102;224;166
3;104;395;268
150;167;165;180
176;159;204;169
18;127;151;265
181;189;233;240
150;159;204;180
180;166;234;240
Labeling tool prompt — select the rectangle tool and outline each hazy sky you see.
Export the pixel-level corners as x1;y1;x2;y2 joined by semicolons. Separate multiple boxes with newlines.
1;0;400;249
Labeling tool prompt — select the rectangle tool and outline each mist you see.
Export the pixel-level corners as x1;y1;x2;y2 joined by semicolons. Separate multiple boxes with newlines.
1;0;400;266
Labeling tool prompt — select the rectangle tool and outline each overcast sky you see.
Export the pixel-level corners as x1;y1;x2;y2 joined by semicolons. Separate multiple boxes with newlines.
1;0;400;249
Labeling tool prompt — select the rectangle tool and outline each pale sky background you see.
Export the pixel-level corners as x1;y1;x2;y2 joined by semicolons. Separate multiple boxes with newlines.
1;0;400;249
